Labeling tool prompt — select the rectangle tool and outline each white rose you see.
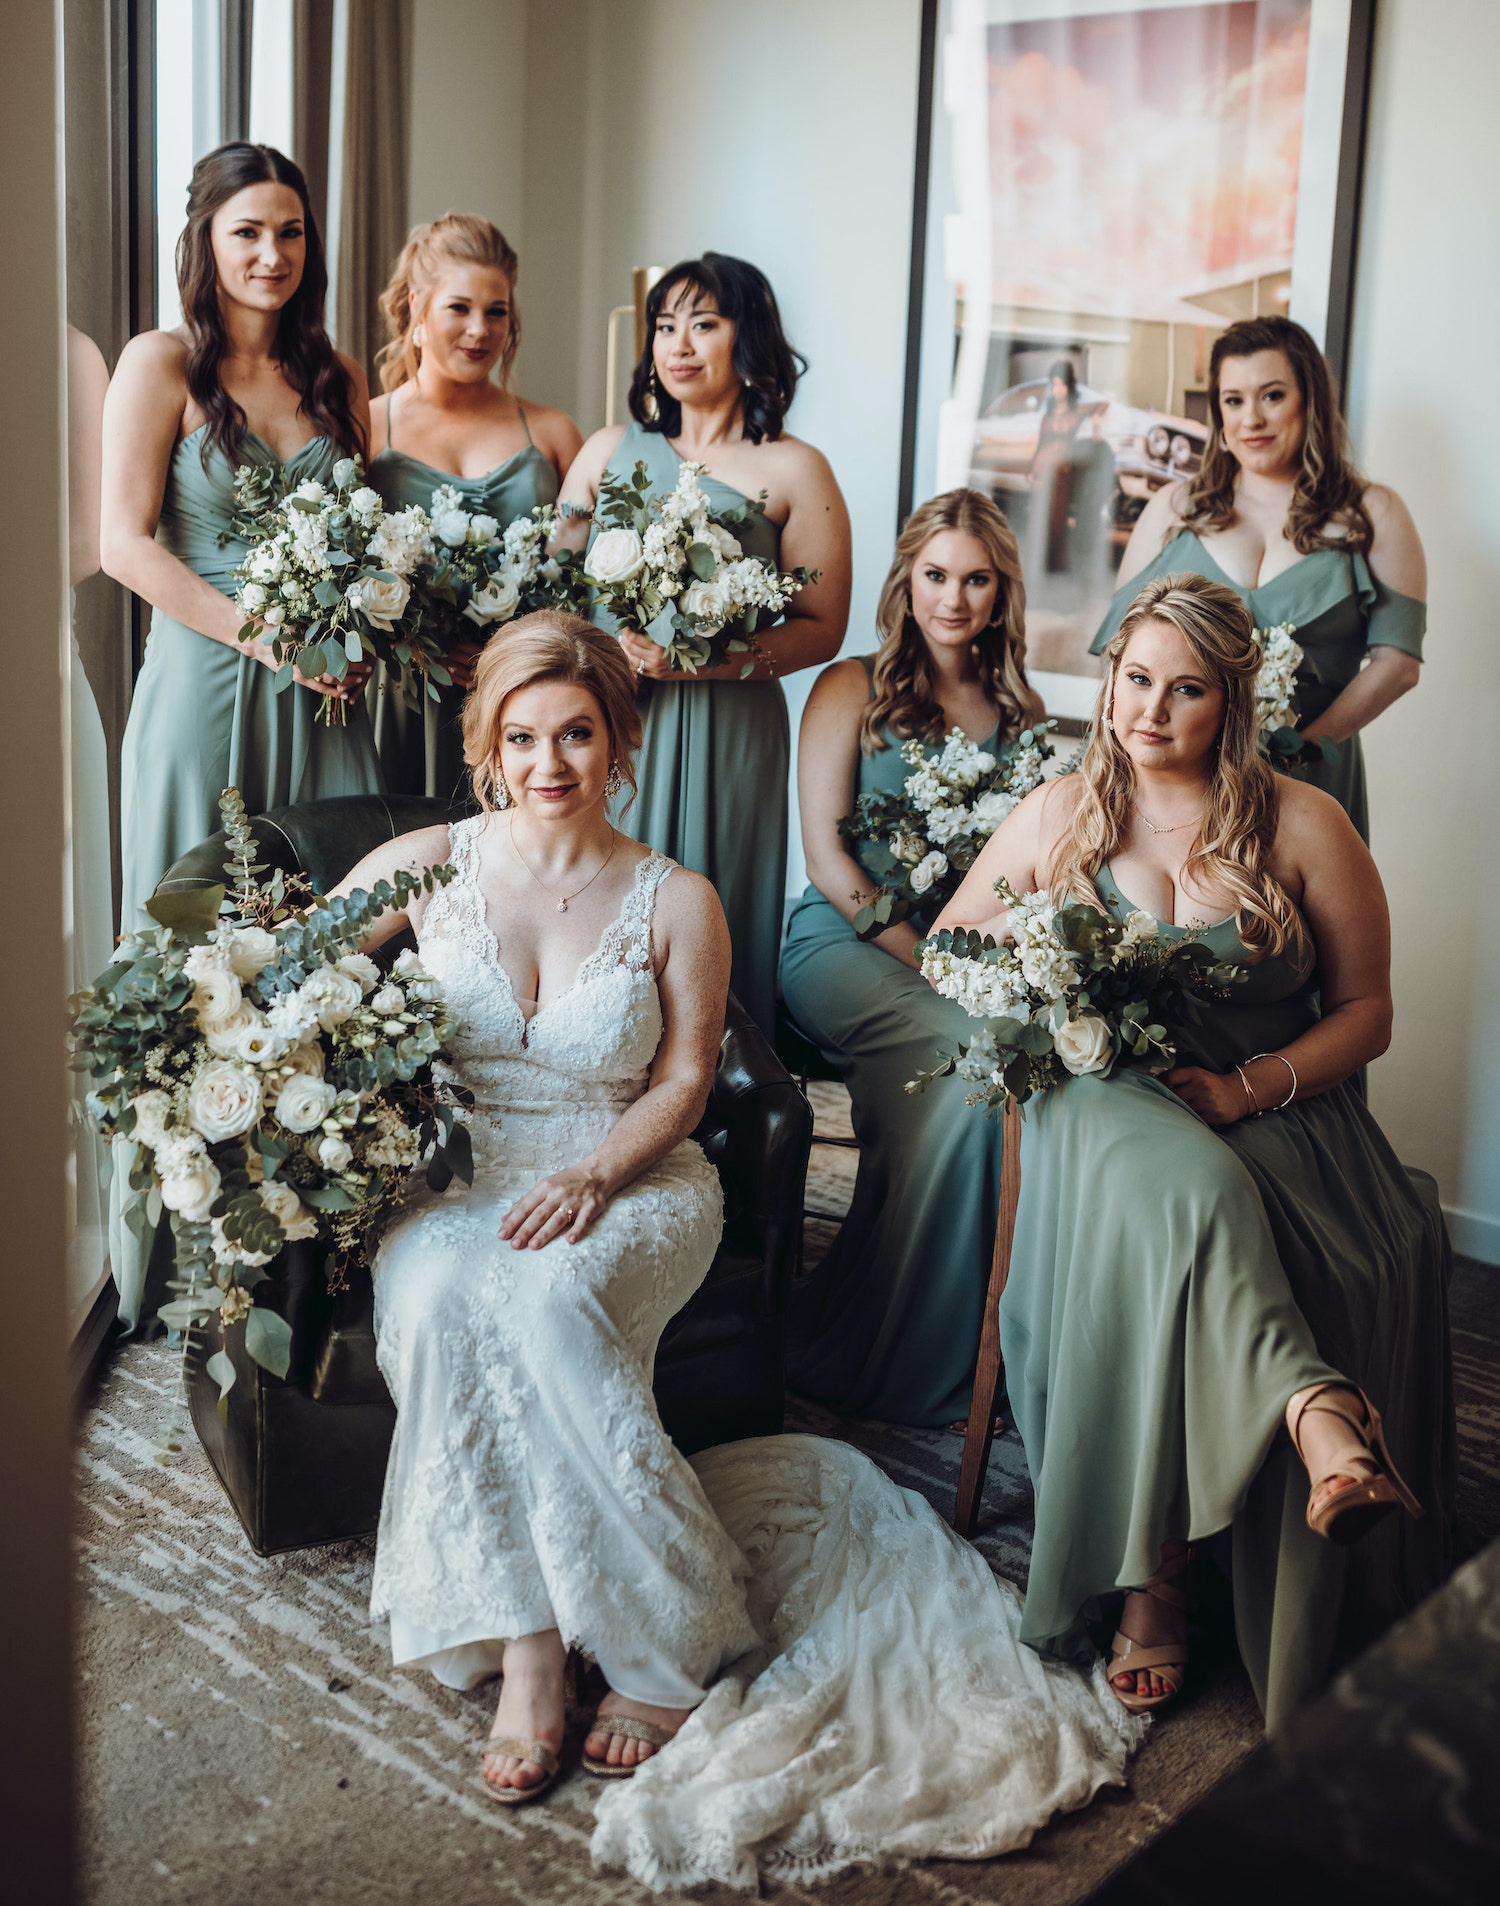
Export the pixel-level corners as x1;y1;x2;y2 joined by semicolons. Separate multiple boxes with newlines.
369;982;406;1016
393;948;440;1002
336;952;382;994
239;582;267;614
203;1000;261;1057
469;514;499;545
222;924;279;981
186;953;243;1032
131;1090;174;1148
679;579;726;626
909;850;949;896
1054;1013;1115;1077
186;1060;263;1143
331;457;356;486
433;507;472;547
274;1073;338;1133
703;521;742;562
258;1179;320;1242
158;1151;221;1224
295;965;365;1032
294;479;326;504
463;573;521;626
349;486;382;523
586;526;645;587
347;572;411;632
262;602;286;627
318;1134;355;1173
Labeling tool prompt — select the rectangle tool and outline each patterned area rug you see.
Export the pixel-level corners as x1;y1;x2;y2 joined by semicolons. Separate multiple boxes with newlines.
75;1081;1500;1906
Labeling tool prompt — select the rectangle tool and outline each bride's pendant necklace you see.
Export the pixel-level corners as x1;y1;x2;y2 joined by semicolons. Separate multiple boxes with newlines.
509;816;618;912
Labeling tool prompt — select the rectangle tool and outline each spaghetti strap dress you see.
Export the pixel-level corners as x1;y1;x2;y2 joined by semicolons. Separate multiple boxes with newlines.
588;421;789;1038
1091;532;1426;841
370;395;559;801
1003;866;1455;1732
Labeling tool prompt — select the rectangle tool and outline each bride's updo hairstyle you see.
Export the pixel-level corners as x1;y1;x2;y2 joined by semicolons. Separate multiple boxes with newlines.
461;612;643;815
376;212;521;392
1047;572;1299;958
629;252;806;445
861;488;1044;754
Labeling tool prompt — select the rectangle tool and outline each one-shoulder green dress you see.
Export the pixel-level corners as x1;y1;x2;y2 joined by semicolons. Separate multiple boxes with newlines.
118;429;383;936
780;658;1008;1425
1091;534;1426;841
1004;866;1455;1733
370;397;559;801
589;421;789;1037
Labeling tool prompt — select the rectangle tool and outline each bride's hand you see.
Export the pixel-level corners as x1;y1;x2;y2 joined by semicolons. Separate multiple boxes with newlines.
1163;1066;1248;1126
499;1166;609;1249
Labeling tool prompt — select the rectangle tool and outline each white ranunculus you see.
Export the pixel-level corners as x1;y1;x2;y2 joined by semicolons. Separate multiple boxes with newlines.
131;1090;174;1148
347;572;411;632
295;965;364;1033
158;1150;221;1224
336;952;382;994
331;457;356;486
469;514;499;545
1054;1013;1114;1077
203;1000;261;1057
221;924;279;981
909;850;949;897
186;1060;263;1143
463;573;521;626
433;507;472;547
239;582;267;614
679;579;726;626
369;982;406;1016
318;1133;355;1173
392;949;440;1002
186;952;243;1032
349;486;382;524
703;521;742;562
294;479;327;504
274;1073;338;1133
258;1179;320;1242
586;526;645;587
233;1016;286;1067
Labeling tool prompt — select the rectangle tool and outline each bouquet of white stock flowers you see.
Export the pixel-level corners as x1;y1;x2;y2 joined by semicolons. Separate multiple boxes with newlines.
585;458;818;675
407;487;589;655
839;722;1056;939
70;789;473;1445
909;877;1244;1113
1254;620;1338;769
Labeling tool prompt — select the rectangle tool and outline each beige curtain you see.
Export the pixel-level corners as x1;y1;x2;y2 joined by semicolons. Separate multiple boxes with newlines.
330;0;411;385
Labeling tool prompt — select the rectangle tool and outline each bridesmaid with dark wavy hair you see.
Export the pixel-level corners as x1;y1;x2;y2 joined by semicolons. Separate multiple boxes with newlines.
104;141;382;940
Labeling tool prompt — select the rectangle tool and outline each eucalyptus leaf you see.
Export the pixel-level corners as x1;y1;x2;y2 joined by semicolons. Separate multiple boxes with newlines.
244;1305;293;1380
206;1348;237;1421
144;884;227;936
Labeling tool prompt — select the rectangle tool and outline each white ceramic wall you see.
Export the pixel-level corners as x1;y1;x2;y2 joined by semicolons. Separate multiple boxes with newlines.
1348;0;1500;1261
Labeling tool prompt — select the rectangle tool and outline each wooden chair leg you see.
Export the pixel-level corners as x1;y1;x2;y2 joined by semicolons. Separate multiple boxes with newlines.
954;1099;1022;1538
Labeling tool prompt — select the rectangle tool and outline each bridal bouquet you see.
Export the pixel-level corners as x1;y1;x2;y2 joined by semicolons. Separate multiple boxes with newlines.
1254;621;1337;769
70;790;473;1426
840;722;1056;939
908;877;1244;1112
585;458;818;676
230;454;449;723
407;488;589;655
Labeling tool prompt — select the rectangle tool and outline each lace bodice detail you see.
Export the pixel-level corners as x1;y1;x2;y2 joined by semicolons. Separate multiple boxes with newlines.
416;815;674;1172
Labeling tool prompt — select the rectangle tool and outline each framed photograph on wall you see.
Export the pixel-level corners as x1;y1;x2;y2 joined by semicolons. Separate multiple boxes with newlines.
901;0;1375;717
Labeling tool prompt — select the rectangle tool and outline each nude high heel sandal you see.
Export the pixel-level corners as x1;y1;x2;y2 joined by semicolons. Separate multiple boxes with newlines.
1107;1544;1191;1716
583;1713;679;1779
1288;1383;1423;1545
476;1652;578;1806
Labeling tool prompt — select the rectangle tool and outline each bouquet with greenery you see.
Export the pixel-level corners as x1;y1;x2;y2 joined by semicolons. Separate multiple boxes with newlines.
70;790;473;1439
584;458;818;675
1254;620;1338;770
406;488;590;656
839;722;1056;940
909;877;1244;1113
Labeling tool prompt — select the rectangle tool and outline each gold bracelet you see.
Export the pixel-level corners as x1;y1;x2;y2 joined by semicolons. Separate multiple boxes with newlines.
1248;1051;1297;1111
1234;1063;1260;1118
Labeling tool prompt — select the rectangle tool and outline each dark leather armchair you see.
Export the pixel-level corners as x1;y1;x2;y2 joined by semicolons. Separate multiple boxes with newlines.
154;794;811;1556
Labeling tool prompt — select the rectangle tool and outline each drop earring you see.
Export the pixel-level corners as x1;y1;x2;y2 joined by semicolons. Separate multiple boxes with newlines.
604;762;623;802
494;772;513;810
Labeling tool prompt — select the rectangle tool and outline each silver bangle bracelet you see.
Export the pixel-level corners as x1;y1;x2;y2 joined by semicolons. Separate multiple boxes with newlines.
1248;1050;1297;1112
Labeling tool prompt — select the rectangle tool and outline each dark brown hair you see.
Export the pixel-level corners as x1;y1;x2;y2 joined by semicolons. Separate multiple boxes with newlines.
1178;315;1372;554
176;142;360;467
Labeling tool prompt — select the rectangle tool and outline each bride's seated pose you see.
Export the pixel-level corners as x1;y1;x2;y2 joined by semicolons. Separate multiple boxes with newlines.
934;571;1454;1733
330;612;757;1802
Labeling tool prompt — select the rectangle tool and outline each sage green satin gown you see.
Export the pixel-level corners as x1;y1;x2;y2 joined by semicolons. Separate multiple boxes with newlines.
1005;866;1455;1733
780;659;1007;1425
370;398;559;801
1092;534;1426;841
118;428;383;935
589;421;789;1037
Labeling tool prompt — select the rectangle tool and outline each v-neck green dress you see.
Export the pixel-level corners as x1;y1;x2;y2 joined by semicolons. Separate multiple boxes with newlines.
588;421;789;1038
118;428;383;936
1091;533;1426;841
370;398;559;801
780;658;1010;1425
1004;867;1455;1733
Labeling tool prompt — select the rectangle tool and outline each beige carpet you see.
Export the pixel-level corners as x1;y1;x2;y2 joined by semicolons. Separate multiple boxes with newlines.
89;1079;1486;1906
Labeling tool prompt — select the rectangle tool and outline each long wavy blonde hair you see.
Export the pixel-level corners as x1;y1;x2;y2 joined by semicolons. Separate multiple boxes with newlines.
376;212;521;393
1047;572;1298;956
861;489;1045;754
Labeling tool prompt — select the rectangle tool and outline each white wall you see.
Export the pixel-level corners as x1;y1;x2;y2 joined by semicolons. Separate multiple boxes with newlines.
1348;0;1500;1261
407;0;529;246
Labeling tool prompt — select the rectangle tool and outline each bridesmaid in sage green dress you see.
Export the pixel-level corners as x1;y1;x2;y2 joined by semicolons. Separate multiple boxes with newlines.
782;489;1046;1426
937;571;1453;1735
556;254;851;1037
102;143;382;1325
1094;315;1426;842
368;213;583;801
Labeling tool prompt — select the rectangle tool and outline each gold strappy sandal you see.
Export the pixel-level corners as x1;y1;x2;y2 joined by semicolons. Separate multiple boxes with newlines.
1107;1544;1191;1716
1289;1383;1423;1545
476;1650;578;1805
582;1712;679;1780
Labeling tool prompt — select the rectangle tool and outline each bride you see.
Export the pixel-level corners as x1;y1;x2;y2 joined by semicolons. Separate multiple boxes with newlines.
331;611;1143;1885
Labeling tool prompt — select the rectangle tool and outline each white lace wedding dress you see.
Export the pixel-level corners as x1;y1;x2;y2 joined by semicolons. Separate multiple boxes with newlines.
371;816;1145;1889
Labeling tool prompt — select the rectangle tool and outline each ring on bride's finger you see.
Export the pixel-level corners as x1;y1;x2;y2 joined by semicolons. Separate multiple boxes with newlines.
564;1207;576;1221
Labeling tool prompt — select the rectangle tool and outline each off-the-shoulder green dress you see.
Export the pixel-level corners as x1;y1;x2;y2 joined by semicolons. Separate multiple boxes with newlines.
588;421;789;1037
370;398;559;801
1004;866;1455;1732
780;658;1011;1425
1091;534;1426;841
